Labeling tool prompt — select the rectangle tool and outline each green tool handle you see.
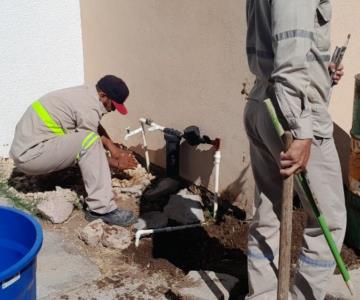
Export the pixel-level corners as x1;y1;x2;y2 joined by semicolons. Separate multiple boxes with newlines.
264;99;352;293
296;175;350;284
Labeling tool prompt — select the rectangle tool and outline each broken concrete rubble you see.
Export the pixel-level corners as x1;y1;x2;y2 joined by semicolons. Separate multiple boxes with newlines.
79;219;132;250
101;224;131;250
36;186;78;223
112;165;155;202
0;157;15;180
117;185;144;197
79;219;105;246
112;165;155;189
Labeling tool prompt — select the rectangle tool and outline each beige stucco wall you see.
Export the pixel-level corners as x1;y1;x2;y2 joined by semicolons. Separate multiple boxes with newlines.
330;1;360;134
330;2;360;182
80;0;360;211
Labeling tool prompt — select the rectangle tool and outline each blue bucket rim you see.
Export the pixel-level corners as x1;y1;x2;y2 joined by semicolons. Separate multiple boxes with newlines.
0;206;43;282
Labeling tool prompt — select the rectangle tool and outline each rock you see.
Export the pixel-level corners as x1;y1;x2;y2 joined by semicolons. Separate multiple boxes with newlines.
37;193;74;224
134;211;168;230
79;219;105;246
164;189;204;224
7;187;17;194
112;165;155;190
175;271;239;300
101;225;131;250
0;158;14;180
53;186;79;204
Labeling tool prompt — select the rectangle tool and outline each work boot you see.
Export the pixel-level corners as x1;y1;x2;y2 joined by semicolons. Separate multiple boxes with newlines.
85;208;137;227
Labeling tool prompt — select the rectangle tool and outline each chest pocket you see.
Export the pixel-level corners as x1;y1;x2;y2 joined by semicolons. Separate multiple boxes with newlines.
314;0;332;51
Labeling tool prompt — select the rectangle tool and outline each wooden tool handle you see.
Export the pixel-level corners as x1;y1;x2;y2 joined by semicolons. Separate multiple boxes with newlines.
277;131;294;300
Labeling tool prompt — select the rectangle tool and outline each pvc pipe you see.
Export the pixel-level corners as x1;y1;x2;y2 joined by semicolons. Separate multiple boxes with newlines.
139;118;165;132
124;118;169;172
124;126;143;141
139;118;168;172
124;118;165;141
135;223;203;247
213;149;221;218
139;120;150;172
125;118;222;219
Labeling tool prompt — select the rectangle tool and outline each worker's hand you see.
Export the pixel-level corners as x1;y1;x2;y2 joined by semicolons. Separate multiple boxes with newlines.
110;147;137;170
110;146;133;160
101;136;138;170
279;139;312;177
108;154;137;171
329;63;344;85
116;152;138;170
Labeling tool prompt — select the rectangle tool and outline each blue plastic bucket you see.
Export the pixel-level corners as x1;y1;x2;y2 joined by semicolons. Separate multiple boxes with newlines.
0;206;43;300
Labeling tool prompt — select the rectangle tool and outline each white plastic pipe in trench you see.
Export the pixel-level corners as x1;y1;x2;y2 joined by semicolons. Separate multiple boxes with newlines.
124;118;221;246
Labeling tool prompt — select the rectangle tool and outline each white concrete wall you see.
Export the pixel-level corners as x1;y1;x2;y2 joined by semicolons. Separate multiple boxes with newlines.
0;0;84;157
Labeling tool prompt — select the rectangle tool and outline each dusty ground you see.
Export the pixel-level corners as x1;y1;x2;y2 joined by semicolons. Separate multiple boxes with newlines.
1;157;360;299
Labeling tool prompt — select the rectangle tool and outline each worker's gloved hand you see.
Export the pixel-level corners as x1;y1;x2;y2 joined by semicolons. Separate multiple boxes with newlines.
279;139;312;177
329;63;344;85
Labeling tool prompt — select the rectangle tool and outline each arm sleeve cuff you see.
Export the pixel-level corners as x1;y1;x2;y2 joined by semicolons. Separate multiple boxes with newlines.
290;116;313;139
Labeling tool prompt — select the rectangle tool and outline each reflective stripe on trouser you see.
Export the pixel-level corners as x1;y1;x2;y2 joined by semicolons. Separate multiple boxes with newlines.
244;99;346;300
15;130;116;214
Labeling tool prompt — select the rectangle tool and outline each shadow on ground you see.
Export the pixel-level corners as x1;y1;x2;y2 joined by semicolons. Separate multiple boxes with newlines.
7;166;85;196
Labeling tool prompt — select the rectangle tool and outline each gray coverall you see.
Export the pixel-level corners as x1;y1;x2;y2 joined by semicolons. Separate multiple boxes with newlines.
245;0;346;299
10;85;117;214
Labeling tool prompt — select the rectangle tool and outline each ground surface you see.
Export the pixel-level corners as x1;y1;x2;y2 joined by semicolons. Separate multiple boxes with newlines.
1;157;360;299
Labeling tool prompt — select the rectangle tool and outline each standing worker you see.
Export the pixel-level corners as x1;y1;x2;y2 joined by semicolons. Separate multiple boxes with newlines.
244;0;345;299
10;75;138;227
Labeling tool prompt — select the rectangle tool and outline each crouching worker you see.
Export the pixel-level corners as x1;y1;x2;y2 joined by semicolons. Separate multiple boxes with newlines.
10;75;137;227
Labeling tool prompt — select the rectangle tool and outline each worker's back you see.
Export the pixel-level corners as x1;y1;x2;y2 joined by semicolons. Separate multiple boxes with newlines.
246;0;333;138
10;85;105;162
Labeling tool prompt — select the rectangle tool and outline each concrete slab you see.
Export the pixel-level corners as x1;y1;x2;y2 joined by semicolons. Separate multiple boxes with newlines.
45;270;170;299
0;196;13;207
326;269;360;299
37;230;101;299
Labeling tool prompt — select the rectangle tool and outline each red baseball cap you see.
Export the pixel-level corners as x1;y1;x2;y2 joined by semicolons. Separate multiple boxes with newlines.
112;101;128;115
97;75;129;115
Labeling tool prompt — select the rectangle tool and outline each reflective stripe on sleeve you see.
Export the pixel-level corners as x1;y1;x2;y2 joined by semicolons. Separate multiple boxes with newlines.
306;52;331;62
83;133;100;150
76;132;100;161
273;29;315;42
32;100;65;136
81;132;97;148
